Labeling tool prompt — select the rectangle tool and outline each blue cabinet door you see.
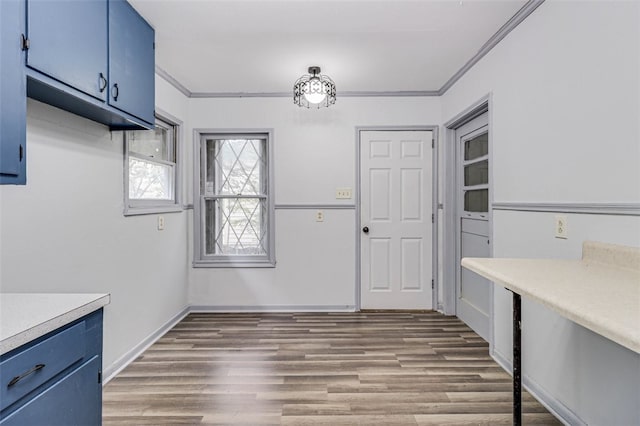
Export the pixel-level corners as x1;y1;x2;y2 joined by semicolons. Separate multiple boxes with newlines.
0;0;27;185
109;0;155;125
27;0;108;102
0;357;102;426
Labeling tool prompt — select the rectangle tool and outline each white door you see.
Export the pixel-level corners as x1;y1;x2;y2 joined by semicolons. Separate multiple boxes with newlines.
455;113;491;341
360;130;433;309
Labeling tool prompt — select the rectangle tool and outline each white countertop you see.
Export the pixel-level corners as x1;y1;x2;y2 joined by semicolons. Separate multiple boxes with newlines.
0;293;110;355
461;241;640;354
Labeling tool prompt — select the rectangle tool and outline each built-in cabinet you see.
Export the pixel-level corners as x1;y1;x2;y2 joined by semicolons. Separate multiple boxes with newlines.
26;0;109;103
0;0;27;185
109;0;156;125
0;309;104;425
0;0;155;185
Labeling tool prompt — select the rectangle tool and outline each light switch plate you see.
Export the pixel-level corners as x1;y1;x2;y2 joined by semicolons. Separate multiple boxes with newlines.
336;188;352;199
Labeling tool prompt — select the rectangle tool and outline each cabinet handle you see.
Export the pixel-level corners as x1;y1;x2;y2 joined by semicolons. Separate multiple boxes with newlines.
8;364;45;387
112;83;119;101
99;73;108;93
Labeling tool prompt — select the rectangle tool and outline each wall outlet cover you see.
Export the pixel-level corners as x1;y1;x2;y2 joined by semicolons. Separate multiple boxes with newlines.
555;215;567;239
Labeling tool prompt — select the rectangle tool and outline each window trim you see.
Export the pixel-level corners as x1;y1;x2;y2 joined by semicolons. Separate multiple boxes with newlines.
193;129;275;268
123;110;183;216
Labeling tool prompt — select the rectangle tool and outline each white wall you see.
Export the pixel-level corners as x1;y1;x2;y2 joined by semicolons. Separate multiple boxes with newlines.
0;76;191;374
187;97;441;308
441;1;640;424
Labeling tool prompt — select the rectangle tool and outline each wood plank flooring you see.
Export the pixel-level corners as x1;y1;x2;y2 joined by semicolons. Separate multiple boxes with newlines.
103;312;561;425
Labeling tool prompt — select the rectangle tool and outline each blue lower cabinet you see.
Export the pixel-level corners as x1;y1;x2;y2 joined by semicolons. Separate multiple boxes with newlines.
0;357;102;426
0;309;103;426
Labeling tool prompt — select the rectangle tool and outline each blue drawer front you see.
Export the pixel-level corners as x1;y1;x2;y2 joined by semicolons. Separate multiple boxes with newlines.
0;322;86;411
0;356;102;426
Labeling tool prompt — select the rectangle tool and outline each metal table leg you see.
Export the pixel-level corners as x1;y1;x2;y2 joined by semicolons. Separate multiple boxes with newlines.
513;292;522;426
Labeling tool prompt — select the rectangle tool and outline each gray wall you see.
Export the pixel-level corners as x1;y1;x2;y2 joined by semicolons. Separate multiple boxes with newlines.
441;1;640;424
0;77;191;373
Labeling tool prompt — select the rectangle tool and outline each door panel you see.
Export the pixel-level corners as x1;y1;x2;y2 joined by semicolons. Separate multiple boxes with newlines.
460;230;491;314
370;238;392;291
370;169;391;220
401;169;422;220
401;238;422;290
360;130;433;309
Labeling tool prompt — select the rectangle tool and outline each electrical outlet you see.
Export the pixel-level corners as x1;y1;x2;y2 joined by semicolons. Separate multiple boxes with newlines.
316;210;324;222
555;215;567;239
158;215;165;231
335;188;352;199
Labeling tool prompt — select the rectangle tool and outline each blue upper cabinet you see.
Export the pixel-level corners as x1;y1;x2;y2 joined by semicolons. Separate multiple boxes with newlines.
23;0;154;130
1;0;155;186
27;0;108;102
109;0;155;126
0;0;27;185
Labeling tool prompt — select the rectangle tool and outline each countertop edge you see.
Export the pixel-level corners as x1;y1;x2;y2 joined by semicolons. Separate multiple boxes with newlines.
461;258;640;354
1;294;111;356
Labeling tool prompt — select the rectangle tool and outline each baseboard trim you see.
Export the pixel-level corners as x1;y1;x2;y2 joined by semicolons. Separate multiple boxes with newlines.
491;349;586;426
102;306;190;384
190;304;356;313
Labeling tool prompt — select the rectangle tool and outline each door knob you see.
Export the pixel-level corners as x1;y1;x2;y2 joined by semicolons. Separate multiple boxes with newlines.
362;226;369;234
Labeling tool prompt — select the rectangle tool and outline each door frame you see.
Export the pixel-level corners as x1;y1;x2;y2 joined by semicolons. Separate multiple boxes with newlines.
355;125;439;311
442;94;494;347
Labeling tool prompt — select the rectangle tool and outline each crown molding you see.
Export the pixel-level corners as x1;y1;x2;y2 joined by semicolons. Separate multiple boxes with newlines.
438;0;545;95
155;0;545;100
155;65;191;97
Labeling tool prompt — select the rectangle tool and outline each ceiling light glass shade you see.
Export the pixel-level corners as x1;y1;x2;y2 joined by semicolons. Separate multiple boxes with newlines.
293;66;336;108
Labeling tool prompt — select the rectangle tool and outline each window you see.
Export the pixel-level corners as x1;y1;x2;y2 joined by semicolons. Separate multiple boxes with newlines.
461;131;489;214
124;115;181;215
194;131;274;267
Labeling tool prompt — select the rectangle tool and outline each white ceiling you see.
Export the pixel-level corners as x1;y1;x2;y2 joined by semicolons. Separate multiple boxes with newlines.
128;0;528;95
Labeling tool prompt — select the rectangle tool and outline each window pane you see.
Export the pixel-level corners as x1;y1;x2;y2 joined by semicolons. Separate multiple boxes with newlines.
205;198;267;255
464;189;488;213
464;133;488;161
206;139;266;196
129;157;173;200
128;126;172;161
464;160;488;186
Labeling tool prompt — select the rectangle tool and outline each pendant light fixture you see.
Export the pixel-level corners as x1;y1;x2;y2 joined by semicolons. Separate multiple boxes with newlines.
293;66;336;108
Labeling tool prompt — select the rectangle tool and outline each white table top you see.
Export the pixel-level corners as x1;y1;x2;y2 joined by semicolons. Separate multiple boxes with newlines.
0;293;110;355
461;241;640;354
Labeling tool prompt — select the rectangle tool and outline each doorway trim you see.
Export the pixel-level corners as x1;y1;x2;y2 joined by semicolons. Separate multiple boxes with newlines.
355;125;439;311
442;94;494;345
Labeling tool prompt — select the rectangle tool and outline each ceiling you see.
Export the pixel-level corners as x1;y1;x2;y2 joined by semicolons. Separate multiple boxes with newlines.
128;0;528;96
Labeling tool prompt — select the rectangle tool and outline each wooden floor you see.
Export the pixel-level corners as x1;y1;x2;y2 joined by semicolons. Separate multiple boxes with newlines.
103;312;561;425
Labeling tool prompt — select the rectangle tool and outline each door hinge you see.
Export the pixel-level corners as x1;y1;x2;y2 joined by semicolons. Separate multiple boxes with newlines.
431;279;434;289
21;34;30;50
19;145;24;162
431;139;434;149
98;371;102;384
431;213;434;223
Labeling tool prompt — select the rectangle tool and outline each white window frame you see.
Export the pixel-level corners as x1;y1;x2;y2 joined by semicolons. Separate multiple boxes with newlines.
193;129;275;268
124;111;183;216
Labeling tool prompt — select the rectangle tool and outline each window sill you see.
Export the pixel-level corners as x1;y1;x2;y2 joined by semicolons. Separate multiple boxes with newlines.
192;260;276;269
124;205;184;216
